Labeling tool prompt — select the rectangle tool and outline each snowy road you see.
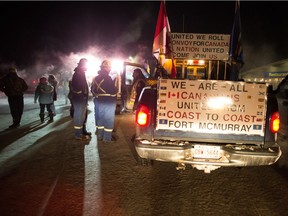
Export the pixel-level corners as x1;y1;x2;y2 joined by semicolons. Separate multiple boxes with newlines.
0;94;288;216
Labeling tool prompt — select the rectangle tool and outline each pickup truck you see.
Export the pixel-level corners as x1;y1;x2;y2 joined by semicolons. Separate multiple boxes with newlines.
129;65;282;173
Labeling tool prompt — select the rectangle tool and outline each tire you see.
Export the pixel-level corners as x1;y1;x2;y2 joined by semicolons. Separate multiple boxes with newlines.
130;134;153;166
137;157;154;166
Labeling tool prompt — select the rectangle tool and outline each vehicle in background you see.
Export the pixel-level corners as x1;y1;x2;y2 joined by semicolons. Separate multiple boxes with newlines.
117;62;150;114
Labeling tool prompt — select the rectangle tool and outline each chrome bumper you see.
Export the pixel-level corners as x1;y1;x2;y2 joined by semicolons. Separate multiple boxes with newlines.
135;140;282;169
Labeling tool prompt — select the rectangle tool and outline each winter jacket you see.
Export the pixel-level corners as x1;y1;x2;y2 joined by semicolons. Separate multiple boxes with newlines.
34;82;54;104
48;79;58;101
70;67;89;103
0;73;28;97
91;70;118;102
130;78;146;103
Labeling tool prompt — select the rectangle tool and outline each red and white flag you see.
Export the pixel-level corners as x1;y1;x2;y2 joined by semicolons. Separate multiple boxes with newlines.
153;0;176;78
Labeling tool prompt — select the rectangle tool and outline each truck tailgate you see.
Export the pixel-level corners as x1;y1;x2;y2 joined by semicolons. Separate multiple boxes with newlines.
155;78;268;144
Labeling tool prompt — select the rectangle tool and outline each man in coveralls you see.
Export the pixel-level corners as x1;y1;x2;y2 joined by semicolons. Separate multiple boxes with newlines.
91;60;118;143
70;58;91;140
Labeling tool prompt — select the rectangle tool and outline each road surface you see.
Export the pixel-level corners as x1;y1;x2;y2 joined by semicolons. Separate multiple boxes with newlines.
0;94;288;216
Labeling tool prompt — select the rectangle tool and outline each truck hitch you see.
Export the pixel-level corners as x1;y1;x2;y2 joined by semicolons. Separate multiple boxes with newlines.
176;162;186;170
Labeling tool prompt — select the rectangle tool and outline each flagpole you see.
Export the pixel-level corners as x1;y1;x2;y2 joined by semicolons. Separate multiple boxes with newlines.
208;61;212;80
230;0;244;81
224;61;227;79
182;14;185;32
152;0;176;78
217;60;220;79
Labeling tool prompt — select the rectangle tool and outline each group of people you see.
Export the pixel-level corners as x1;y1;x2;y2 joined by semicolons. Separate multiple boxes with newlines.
0;58;146;144
70;58;118;143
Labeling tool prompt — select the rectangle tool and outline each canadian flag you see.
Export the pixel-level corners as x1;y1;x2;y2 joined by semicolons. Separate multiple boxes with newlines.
153;0;176;78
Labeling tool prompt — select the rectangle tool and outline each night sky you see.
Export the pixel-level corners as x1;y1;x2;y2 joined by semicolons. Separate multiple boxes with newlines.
1;1;288;72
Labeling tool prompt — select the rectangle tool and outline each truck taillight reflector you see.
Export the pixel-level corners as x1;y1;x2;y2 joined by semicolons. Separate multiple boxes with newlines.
136;105;149;126
270;112;280;133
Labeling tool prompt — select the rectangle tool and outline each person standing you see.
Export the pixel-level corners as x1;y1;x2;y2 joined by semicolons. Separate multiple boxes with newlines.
48;74;58;115
34;77;54;123
62;77;70;105
130;68;146;112
68;79;74;118
70;58;91;140
91;60;118;143
0;67;28;128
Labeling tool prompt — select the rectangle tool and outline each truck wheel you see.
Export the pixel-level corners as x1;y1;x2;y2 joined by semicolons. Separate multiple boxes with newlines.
137;157;154;166
130;134;153;166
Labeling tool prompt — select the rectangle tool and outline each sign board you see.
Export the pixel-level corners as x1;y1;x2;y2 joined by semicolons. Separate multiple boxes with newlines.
263;71;288;78
171;33;230;60
156;78;267;136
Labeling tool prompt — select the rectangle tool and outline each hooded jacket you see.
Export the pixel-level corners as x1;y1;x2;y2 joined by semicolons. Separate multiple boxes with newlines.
34;81;54;104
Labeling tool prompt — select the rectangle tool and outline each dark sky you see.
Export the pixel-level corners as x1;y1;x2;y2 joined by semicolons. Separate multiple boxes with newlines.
1;1;288;72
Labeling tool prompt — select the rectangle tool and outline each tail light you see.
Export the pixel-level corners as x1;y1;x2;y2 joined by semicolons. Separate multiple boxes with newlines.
270;112;280;133
136;105;150;126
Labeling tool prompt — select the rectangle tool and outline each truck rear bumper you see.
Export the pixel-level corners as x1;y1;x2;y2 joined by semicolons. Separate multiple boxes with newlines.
135;140;282;168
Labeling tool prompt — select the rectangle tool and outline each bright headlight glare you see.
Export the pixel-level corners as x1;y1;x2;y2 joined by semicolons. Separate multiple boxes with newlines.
206;97;233;109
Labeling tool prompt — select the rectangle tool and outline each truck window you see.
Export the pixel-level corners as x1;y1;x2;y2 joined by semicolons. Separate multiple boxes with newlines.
175;59;207;80
186;66;206;80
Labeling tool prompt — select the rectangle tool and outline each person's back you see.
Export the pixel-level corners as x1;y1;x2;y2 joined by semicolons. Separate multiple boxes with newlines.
0;70;28;97
0;67;28;128
34;77;54;122
91;70;118;101
35;81;54;104
91;60;118;143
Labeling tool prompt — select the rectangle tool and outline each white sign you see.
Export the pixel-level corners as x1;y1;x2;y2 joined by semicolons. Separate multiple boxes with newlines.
156;78;267;136
171;33;230;60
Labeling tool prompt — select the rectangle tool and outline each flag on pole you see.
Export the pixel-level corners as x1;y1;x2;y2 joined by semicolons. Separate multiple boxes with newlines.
153;0;176;78
229;0;244;80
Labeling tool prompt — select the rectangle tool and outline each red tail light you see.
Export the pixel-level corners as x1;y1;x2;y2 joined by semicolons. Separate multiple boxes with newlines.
270;112;280;133
136;105;150;126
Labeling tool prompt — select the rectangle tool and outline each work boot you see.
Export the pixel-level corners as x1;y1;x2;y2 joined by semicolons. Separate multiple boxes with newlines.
48;113;54;122
75;134;90;141
39;114;45;123
9;122;20;129
82;125;91;136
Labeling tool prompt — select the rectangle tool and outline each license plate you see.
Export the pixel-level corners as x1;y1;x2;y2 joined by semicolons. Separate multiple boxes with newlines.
194;145;220;159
